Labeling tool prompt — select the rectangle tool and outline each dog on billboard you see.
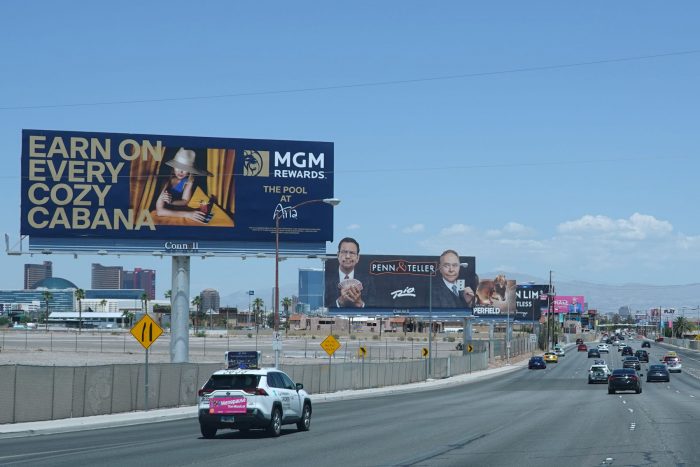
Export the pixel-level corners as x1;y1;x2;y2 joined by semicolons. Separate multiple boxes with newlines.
476;274;507;305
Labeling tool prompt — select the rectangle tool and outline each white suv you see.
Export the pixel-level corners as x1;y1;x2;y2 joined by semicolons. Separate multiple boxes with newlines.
197;367;312;438
597;344;610;353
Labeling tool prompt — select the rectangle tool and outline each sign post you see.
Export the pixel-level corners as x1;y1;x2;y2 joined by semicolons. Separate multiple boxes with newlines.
130;314;163;411
320;335;341;392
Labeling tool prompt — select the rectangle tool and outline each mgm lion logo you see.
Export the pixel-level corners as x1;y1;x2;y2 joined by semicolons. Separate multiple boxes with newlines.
243;150;269;177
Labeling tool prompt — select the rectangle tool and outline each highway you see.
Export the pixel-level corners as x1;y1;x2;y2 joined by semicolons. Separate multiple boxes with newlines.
1;339;698;466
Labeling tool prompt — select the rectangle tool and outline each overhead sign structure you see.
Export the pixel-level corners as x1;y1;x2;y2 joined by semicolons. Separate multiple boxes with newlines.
320;335;341;356
20;129;335;255
130;314;163;349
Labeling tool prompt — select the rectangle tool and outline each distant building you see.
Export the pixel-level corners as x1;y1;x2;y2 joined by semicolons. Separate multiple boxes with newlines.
122;267;156;300
24;261;52;289
91;264;156;299
91;263;123;289
298;268;323;311
200;289;220;313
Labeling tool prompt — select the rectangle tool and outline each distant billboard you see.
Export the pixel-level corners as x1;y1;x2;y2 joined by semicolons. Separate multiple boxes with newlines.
323;248;476;311
552;295;585;314
20;130;334;253
471;275;517;319
514;284;550;321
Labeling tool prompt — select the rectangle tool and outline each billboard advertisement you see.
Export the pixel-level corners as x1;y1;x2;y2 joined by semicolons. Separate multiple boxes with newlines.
472;275;517;319
552;295;585;314
514;284;550;321
20;130;334;247
323;244;476;311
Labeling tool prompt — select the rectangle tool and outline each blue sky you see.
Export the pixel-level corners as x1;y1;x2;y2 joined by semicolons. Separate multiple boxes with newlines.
2;1;699;305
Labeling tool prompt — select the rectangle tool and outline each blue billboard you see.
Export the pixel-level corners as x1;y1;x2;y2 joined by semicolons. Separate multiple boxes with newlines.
20;130;334;250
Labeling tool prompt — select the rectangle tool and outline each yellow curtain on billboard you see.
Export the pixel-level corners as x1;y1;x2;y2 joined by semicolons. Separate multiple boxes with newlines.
206;149;235;213
129;147;162;213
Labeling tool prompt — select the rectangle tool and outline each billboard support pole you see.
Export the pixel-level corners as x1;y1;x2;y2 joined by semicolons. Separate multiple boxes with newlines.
428;273;433;378
170;256;190;363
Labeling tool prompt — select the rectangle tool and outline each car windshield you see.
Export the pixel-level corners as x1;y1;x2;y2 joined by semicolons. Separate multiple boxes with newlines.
649;365;666;371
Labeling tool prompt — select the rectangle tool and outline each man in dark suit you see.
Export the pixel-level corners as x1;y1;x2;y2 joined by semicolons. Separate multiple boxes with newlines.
430;249;477;309
325;237;371;308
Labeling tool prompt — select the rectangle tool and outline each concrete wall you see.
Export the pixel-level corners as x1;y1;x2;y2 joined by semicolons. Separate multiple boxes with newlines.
0;335;533;424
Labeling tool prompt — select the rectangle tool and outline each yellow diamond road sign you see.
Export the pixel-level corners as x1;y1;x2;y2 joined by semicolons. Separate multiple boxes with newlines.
358;346;367;357
130;314;163;350
320;335;341;356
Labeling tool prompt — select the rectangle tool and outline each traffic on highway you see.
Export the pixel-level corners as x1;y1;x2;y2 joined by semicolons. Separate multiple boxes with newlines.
1;334;699;466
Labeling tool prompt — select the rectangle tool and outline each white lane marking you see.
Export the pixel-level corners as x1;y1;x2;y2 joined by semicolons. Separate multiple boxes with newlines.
628;408;634;413
630;423;636;431
622;400;627;404
601;457;615;465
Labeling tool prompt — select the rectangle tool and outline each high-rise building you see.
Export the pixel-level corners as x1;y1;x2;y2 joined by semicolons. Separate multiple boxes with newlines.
122;268;156;300
24;261;53;289
91;264;123;290
298;268;324;312
200;289;220;313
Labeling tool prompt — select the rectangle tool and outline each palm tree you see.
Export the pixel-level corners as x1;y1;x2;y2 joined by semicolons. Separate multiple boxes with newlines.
281;297;293;336
42;290;52;331
165;289;172;301
253;298;264;330
141;292;149;315
75;288;85;334
100;299;107;312
121;310;134;328
673;316;692;339
192;295;202;333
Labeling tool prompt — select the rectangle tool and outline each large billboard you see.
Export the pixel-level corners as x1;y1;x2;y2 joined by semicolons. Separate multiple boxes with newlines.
472;275;517;320
323;246;476;312
20;130;334;252
552;295;585;314
514;284;550;321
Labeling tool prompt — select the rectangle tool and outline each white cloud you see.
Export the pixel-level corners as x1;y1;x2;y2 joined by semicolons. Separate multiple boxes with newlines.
402;224;425;234
557;213;672;240
346;224;361;230
440;224;473;236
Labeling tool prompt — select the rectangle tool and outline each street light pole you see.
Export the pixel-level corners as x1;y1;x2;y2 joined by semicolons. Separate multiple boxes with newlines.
274;197;340;368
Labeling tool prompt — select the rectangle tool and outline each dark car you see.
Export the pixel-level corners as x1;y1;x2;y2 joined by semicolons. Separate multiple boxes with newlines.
577;344;587;352
587;348;601;358
635;349;649;362
646;364;670;382
641;341;651;348
621;346;634;356
608;368;642;394
576;338;584;345
528;356;546;369
623;356;641;370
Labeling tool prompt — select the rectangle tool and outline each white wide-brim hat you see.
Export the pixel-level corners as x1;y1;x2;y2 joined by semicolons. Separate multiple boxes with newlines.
164;148;212;176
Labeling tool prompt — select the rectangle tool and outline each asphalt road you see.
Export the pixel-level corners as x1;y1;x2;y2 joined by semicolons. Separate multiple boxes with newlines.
1;339;698;467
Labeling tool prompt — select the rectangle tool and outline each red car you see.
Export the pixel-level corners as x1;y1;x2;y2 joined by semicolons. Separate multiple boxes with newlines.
577;344;587;352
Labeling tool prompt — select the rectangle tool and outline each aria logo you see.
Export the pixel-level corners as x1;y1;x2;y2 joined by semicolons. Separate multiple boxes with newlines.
243;150;269;177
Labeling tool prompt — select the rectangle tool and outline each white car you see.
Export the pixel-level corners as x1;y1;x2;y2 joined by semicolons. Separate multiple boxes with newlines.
597;344;610;353
197;367;312;438
554;347;566;357
588;364;611;383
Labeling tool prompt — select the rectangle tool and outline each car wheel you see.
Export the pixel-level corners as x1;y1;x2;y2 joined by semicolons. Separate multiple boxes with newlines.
637;386;642;394
267;407;282;437
297;403;311;431
200;423;217;439
608;388;615;394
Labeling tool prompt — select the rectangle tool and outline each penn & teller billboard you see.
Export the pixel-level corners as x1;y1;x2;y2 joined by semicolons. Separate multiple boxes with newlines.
323;244;476;311
20;130;334;246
